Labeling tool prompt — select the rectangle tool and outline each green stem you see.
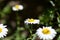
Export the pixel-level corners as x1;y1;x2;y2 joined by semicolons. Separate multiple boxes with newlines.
15;27;21;40
29;24;33;39
15;12;21;40
32;34;37;40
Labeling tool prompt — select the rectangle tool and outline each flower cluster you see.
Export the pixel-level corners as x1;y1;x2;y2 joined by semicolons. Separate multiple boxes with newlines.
24;18;57;40
1;3;57;40
0;0;59;40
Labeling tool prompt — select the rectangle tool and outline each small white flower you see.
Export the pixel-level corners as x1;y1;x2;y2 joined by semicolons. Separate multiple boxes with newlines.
0;24;8;38
12;5;23;11
36;26;57;40
24;18;40;24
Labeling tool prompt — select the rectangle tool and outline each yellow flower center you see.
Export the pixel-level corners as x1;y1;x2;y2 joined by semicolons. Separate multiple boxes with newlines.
0;28;2;33
28;19;35;22
42;28;50;35
15;5;19;9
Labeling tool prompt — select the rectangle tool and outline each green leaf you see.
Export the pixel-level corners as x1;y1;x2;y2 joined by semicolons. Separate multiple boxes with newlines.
2;5;11;14
56;28;60;33
57;16;60;23
32;34;37;40
21;33;27;39
57;35;60;40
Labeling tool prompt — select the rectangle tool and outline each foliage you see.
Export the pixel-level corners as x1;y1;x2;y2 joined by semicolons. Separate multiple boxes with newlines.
0;0;60;40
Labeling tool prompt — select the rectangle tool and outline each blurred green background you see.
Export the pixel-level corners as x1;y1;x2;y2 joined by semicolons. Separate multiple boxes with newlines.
0;0;60;40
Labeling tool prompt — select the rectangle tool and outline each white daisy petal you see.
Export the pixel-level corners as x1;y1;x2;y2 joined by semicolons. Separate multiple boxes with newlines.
12;7;19;11
3;25;7;28
3;28;8;32
19;5;23;10
0;24;3;26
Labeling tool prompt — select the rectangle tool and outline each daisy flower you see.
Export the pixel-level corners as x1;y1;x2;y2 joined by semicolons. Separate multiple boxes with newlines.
24;18;40;24
0;24;8;38
36;26;57;40
12;4;23;11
